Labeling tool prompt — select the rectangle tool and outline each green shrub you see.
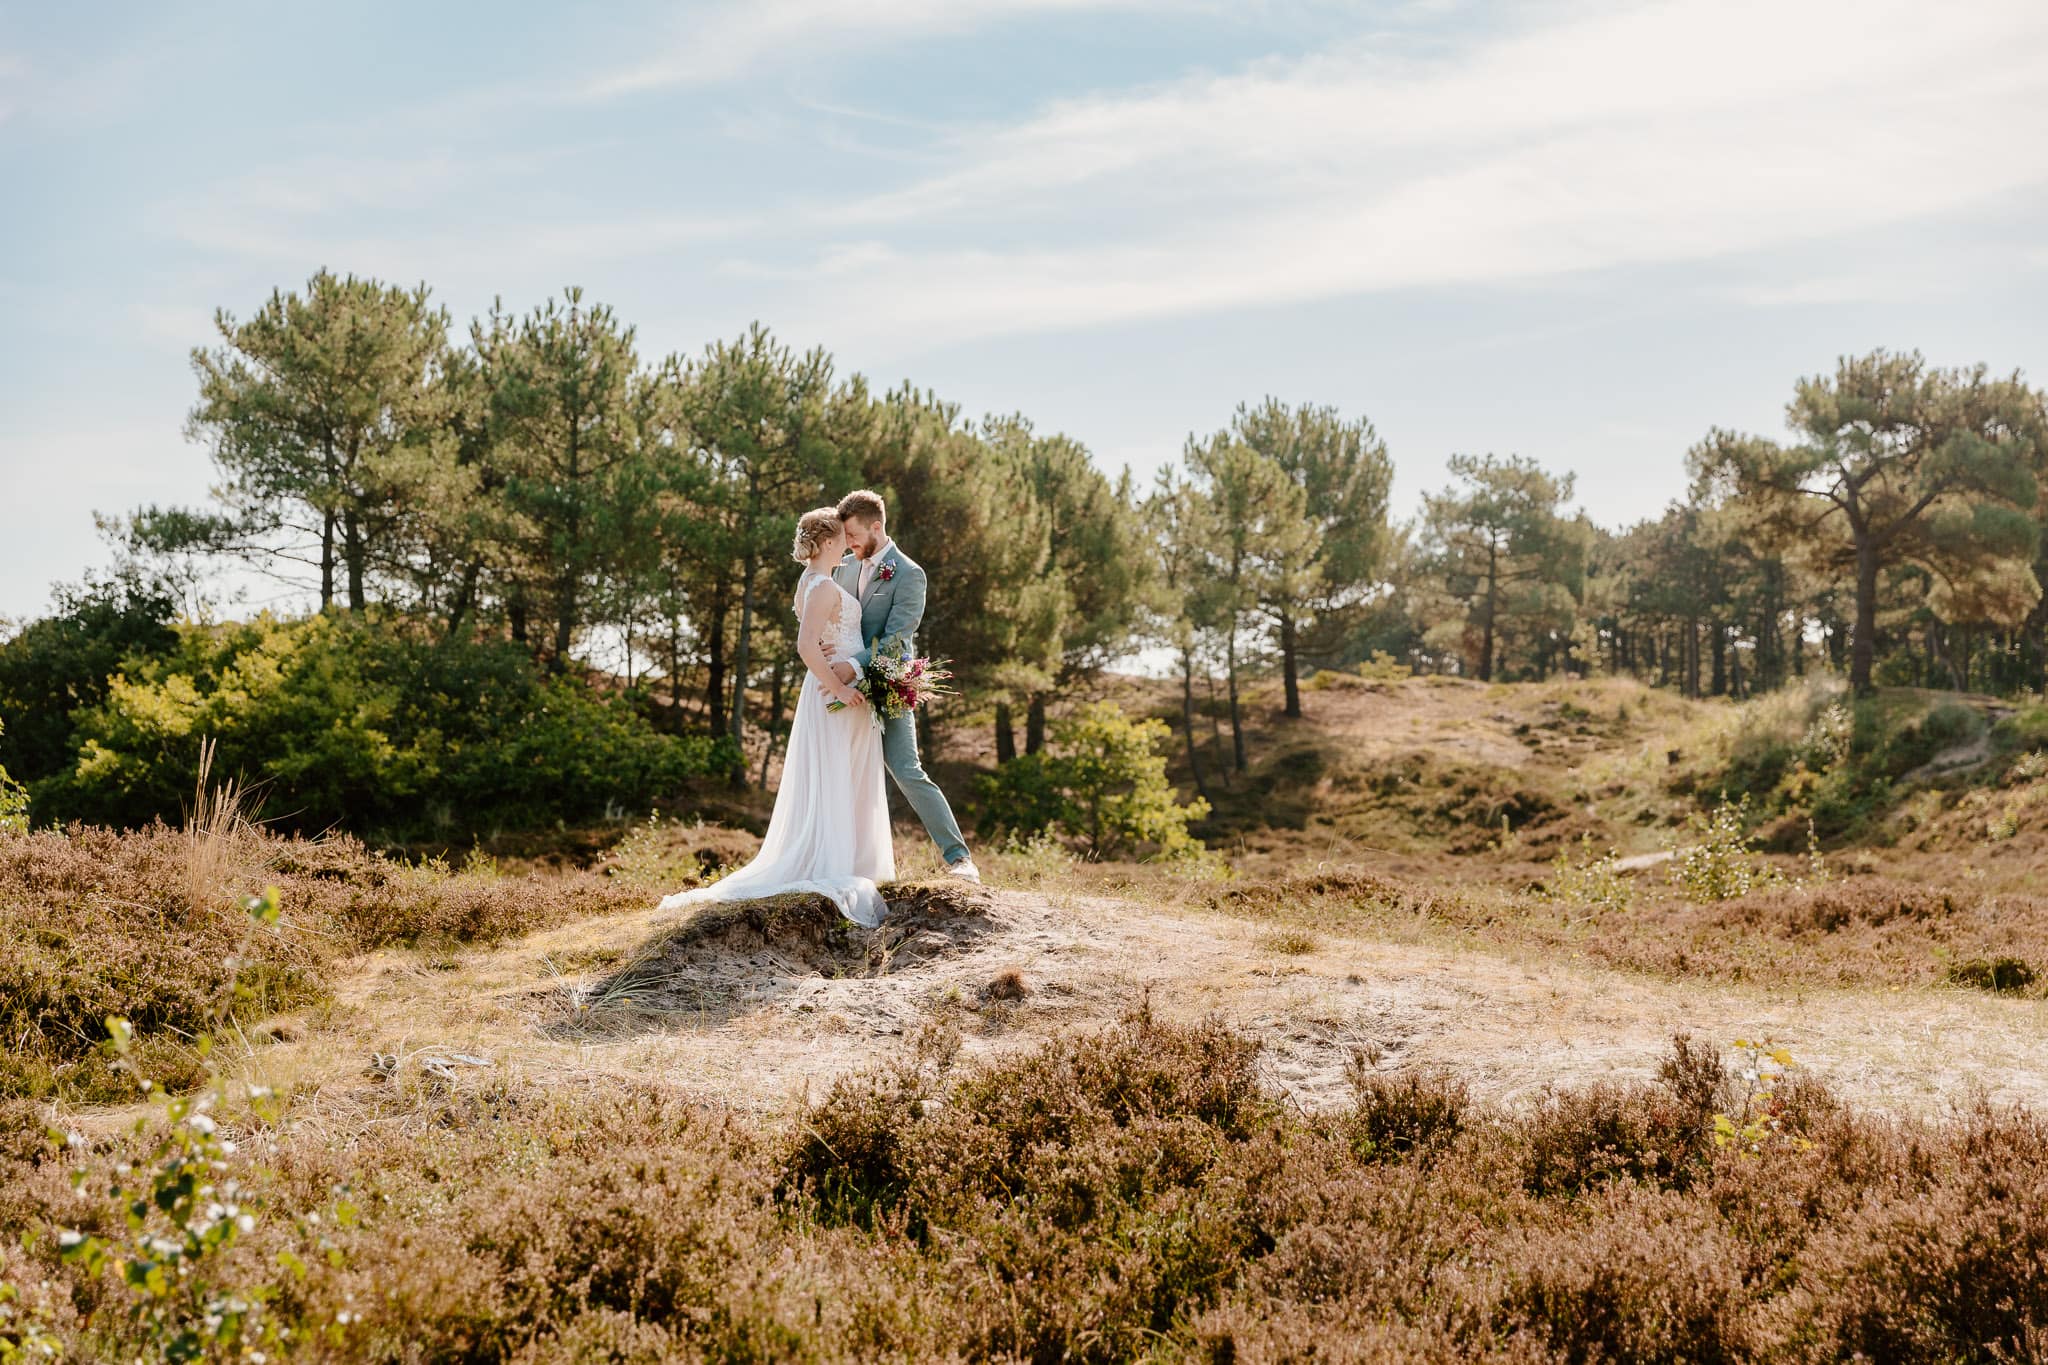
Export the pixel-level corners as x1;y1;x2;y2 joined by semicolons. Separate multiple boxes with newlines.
36;613;736;838
1670;796;1785;902
1994;702;2048;756
1542;836;1634;911
1921;701;1985;749
0;723;24;836
0;571;178;788
978;702;1210;860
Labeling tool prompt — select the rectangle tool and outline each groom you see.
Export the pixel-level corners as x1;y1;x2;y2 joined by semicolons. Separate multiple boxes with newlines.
827;489;980;882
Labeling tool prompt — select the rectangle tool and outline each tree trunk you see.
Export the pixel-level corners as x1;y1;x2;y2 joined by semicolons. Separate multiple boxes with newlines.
668;615;683;710
509;587;529;648
1850;536;1880;695
1204;671;1231;788
758;657;787;788
1280;612;1302;718
1226;629;1247;772
551;574;575;671
342;507;367;613
994;702;1016;764
729;564;753;757
1479;539;1499;682
446;559;481;640
1025;694;1047;755
730;538;759;777
319;508;337;610
1182;655;1213;807
1710;625;1726;697
704;591;728;738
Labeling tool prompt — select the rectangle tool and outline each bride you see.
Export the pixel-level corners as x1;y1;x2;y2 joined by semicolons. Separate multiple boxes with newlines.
658;508;896;926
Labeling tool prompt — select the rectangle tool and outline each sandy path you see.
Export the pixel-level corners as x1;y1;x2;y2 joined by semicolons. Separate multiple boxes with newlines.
294;887;2048;1122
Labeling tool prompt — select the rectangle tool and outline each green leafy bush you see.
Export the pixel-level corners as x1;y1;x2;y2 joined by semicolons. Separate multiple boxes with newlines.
978;702;1210;860
35;613;736;838
0;723;24;836
0;571;178;788
1670;795;1786;902
1541;836;1634;911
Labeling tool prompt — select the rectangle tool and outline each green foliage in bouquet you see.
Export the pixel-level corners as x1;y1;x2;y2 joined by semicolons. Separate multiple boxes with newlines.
980;702;1211;860
36;613;736;838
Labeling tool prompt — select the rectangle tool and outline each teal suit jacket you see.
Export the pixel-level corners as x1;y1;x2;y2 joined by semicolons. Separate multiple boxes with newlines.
832;542;926;670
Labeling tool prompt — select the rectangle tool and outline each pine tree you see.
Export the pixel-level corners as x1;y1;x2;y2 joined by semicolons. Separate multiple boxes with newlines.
1691;351;2045;694
1227;399;1394;716
184;270;451;610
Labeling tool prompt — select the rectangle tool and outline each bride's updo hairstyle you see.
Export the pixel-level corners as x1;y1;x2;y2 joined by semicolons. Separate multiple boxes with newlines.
791;507;844;565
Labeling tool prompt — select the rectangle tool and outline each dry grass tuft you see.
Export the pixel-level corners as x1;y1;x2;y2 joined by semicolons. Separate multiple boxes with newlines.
986;968;1029;1001
1258;927;1320;955
181;736;266;915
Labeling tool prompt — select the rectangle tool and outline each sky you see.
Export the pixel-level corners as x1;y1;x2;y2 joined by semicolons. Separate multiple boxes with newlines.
3;0;2047;621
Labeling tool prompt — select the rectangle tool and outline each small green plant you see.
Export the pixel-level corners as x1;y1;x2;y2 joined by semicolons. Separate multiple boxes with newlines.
1487;812;1520;854
1542;836;1634;912
1801;818;1831;885
42;886;361;1360
0;1252;61;1360
1355;651;1408;682
458;841;499;877
1798;703;1853;771
992;830;1077;886
604;811;689;889
59;1044;286;1361
1669;795;1785;902
1711;1039;1812;1157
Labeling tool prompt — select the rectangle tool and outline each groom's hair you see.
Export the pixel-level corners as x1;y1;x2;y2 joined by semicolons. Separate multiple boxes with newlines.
837;489;886;524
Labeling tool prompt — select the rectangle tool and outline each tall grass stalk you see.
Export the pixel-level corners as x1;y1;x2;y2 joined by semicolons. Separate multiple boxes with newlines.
183;736;256;915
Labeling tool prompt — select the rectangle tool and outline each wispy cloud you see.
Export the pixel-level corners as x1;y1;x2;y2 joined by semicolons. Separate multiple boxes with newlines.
0;51;25;124
582;0;1173;98
763;0;2048;344
152;149;746;292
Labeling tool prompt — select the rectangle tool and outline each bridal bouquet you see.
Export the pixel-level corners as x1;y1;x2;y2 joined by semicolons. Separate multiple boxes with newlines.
829;638;954;724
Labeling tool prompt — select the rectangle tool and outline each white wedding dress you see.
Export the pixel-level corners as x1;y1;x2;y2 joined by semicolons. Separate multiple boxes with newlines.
659;569;895;926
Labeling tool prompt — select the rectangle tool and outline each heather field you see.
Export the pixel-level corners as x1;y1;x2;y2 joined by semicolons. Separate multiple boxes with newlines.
5;676;2048;1361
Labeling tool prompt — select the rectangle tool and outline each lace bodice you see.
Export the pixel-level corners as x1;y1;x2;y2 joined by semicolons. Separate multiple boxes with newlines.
796;569;863;663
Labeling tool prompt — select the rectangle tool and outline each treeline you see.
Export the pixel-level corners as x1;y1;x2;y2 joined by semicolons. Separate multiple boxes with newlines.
6;269;2046;838
118;273;1162;771
1351;352;2048;702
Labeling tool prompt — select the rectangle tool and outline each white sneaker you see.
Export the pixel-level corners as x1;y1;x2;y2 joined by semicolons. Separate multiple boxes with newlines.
944;858;982;884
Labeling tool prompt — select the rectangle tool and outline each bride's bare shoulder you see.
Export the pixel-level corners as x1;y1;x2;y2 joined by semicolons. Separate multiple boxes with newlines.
796;570;845;617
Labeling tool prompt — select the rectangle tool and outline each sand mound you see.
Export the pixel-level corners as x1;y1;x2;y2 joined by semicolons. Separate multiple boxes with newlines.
554;880;996;1029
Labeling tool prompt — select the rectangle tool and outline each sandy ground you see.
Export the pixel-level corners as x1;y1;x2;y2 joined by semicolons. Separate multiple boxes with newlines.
253;883;2048;1124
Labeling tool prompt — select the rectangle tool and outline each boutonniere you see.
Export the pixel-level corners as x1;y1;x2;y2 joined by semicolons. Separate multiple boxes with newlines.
878;563;895;583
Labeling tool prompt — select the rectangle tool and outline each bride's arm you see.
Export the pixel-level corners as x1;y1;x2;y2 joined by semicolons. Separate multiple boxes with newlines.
799;587;865;707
